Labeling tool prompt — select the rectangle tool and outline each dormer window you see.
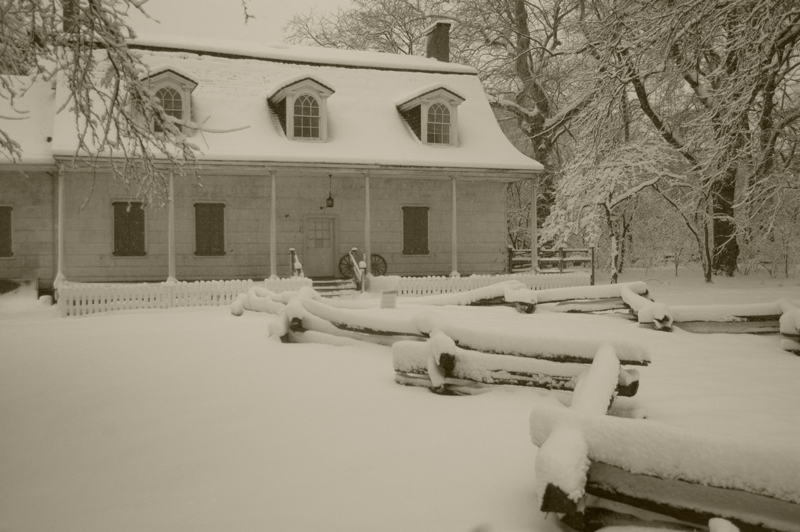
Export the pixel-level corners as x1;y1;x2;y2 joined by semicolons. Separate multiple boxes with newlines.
427;103;451;144
397;86;464;147
154;87;183;133
294;94;320;138
267;76;335;142
141;67;198;134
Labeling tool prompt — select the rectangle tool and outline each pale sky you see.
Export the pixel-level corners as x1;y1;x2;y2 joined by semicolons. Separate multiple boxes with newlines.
127;0;351;44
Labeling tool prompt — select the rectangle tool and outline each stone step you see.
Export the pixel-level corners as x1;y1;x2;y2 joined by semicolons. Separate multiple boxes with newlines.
312;278;358;298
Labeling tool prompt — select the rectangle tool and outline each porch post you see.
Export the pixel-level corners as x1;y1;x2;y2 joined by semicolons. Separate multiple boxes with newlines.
364;171;371;275
167;172;176;282
54;163;66;288
269;170;278;280
530;175;538;268
450;177;459;277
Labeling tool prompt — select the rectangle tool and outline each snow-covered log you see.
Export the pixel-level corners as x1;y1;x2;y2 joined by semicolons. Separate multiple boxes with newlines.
529;402;800;531
535;281;649;304
393;335;640;396
779;299;800;339
436;321;650;366
668;299;800;336
298;298;442;337
285;307;425;347
620;285;673;331
534;346;626;519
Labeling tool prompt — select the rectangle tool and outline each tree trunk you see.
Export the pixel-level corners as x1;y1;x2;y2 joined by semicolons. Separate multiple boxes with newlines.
711;167;739;276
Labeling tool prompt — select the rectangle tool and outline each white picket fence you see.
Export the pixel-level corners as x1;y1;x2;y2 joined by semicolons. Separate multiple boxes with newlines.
57;278;312;317
368;271;590;297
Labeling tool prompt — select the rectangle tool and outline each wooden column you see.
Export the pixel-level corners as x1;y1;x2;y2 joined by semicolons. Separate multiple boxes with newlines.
54;163;66;288
269;170;278;280
450;177;459;277
364;171;371;275
167;173;176;282
530;176;538;268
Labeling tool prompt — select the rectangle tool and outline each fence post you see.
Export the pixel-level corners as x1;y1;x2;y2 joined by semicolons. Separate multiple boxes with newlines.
590;247;596;286
558;247;565;273
507;245;514;273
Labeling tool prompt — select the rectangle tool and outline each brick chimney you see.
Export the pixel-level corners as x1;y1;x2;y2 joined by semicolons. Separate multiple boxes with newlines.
423;20;452;63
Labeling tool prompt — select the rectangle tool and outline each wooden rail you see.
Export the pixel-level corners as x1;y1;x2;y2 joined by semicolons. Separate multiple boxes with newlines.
507;246;595;285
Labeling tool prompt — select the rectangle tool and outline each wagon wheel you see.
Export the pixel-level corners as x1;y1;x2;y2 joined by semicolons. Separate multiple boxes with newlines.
338;253;388;278
338;254;356;278
370;254;388;276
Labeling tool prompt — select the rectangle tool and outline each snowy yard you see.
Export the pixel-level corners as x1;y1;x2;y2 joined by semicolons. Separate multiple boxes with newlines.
1;268;799;532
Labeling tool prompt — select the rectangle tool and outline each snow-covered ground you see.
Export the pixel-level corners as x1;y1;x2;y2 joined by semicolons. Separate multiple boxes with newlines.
1;267;799;532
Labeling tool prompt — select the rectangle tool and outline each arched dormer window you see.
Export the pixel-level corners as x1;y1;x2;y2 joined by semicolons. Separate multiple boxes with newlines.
267;76;335;142
154;87;183;133
140;67;198;135
397;86;464;147
293;94;320;139
427;103;450;144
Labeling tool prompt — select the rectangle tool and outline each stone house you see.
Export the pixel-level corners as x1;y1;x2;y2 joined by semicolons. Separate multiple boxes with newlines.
0;24;541;291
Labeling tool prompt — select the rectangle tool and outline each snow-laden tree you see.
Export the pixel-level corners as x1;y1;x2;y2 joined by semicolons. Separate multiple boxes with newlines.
0;0;203;204
573;0;800;277
542;137;687;283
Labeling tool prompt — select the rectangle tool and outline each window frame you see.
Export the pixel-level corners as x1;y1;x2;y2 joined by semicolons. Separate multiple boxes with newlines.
141;69;198;135
402;206;429;256
426;102;452;145
193;202;227;257
292;93;322;140
153;86;184;134
267;77;335;142
0;205;13;258
112;201;147;257
397;87;464;147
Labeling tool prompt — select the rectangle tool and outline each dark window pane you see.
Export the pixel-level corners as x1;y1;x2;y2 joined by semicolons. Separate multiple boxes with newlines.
195;203;225;256
403;206;428;255
113;202;146;256
154;87;183;133
0;207;11;257
293;94;320;138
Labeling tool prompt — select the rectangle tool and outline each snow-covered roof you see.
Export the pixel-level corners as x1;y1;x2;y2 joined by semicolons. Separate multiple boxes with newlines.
0;77;55;166
26;35;542;172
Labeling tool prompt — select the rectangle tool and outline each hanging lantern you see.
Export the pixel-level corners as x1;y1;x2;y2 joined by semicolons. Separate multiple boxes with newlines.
326;174;334;208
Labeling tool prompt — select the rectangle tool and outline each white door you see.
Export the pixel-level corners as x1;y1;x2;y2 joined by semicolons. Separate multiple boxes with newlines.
304;217;335;277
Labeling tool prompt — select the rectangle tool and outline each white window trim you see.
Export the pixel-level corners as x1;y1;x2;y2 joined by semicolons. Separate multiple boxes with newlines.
286;90;329;142
397;87;464;147
268;77;335;142
421;99;459;147
142;70;198;135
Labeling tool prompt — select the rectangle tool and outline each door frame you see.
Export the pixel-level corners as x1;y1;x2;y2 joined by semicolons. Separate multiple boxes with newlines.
302;214;338;278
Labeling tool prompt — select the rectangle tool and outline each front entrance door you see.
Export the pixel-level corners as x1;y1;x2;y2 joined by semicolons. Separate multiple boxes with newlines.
304;217;335;277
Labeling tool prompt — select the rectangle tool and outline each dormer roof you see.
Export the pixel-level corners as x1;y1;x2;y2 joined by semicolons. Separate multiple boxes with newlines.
396;85;465;112
266;75;335;104
140;66;199;93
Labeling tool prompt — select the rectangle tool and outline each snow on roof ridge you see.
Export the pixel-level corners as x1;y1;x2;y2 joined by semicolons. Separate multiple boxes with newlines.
130;34;478;75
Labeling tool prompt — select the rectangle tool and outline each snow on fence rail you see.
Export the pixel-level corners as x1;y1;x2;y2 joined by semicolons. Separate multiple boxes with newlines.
368;271;590;296
57;278;312;317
